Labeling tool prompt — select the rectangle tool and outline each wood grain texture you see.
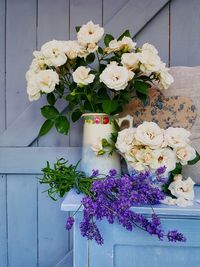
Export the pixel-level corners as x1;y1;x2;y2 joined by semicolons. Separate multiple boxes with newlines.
171;0;200;66
0;0;6;134
6;0;37;127
38;184;69;267
136;4;169;65
0;147;81;174
37;0;70;147
0;175;7;267
7;175;37;267
104;0;169;36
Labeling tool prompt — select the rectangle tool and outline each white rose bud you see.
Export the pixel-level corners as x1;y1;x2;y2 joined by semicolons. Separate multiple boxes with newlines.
72;66;95;86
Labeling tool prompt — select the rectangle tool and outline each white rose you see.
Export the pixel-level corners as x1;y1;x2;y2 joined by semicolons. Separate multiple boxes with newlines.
72;66;95;86
135;121;164;149
28;92;41;102
116;128;136;154
91;138;103;156
129;161;146;172
100;64;133;90
176;145;196;165
150;148;176;172
87;43;98;53
142;43;158;54
168;175;195;200
160;196;177;205
165;127;191;149
77;21;104;44
35;69;59;93
62;40;81;59
119;36;136;51
161;196;193;207
105;37;136;54
121;52;140;70
104;39;121;53
158;69;174;89
41;40;67;67
135;147;154;167
176;197;193;207
139;50;162;75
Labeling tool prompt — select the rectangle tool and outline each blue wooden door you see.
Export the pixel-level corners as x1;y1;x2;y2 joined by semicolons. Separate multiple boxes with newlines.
1;0;200;266
74;213;200;267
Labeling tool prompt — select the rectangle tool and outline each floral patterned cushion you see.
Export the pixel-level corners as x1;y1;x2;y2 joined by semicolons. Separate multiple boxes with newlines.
166;66;200;184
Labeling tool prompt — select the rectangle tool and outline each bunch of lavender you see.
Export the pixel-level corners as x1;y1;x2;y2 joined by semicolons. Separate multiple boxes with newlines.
66;168;186;245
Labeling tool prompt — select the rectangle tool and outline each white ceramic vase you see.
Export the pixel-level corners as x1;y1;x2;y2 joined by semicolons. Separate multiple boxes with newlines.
81;113;121;176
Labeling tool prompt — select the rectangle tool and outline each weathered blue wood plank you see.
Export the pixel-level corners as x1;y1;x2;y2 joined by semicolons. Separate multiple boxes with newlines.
0;0;6;134
38;184;68;267
6;0;37;127
136;4;169;65
171;0;200;66
7;175;37;267
0;147;81;174
0;175;7;267
37;0;70;147
69;0;103;147
104;0;169;36
55;250;73;267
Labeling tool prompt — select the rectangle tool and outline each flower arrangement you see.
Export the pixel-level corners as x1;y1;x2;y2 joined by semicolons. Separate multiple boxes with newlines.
26;21;173;136
40;159;186;245
115;121;200;175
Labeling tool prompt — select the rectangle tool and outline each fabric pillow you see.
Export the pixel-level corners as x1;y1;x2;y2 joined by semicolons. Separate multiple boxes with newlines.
166;67;200;184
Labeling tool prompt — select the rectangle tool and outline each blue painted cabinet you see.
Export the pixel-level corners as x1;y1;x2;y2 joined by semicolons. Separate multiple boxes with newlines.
61;188;200;267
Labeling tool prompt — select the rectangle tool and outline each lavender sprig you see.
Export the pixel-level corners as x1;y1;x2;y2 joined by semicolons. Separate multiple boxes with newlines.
66;169;186;245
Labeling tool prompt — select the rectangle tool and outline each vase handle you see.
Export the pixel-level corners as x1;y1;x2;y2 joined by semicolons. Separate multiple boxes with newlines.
117;115;133;128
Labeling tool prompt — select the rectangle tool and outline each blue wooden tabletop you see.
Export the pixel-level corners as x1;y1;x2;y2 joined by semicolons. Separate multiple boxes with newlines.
61;186;200;218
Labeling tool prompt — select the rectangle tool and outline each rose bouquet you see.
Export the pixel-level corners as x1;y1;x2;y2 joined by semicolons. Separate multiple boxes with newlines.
115;121;200;175
26;21;173;136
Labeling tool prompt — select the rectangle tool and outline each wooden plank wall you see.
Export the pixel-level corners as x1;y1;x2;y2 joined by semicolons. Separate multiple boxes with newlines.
0;0;200;266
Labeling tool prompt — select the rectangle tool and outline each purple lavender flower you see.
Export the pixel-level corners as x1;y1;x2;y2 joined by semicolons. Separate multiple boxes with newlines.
91;169;99;177
109;169;117;177
167;230;186;242
156;166;167;175
75;170;186;245
65;216;74;230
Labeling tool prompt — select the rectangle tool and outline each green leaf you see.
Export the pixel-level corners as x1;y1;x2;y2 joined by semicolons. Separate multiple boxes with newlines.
55;83;64;95
102;138;110;147
75;26;81;32
47;93;56;105
86;53;95;64
38;120;54;137
71;109;82;122
136;91;148;105
55;116;70;135
171;162;182;175
41;105;59;119
104;34;114;46
111;132;118;144
98;47;104;54
188;152;200;165
117;30;131;41
97;150;106;156
102;100;119;114
69;82;77;91
99;64;106;72
135;81;149;95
